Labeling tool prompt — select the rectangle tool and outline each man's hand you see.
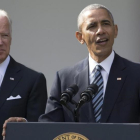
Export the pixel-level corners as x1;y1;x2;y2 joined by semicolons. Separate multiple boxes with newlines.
2;117;27;140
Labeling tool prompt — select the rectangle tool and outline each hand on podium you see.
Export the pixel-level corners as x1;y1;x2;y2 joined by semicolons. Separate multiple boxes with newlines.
2;117;27;140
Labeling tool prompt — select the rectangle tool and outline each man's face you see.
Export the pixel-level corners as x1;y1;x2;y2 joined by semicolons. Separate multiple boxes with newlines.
0;16;11;63
77;8;118;62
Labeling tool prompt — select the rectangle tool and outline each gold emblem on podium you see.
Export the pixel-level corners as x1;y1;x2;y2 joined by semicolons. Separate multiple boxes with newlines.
53;132;89;140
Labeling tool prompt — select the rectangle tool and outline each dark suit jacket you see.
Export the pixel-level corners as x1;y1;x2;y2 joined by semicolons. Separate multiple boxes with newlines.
0;56;47;139
39;53;140;123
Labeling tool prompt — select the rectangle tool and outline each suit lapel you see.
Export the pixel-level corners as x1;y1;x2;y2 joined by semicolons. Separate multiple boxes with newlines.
0;56;22;109
74;57;95;122
101;54;127;122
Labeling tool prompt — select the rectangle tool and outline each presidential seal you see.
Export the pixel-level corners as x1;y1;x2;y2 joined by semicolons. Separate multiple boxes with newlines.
53;132;89;140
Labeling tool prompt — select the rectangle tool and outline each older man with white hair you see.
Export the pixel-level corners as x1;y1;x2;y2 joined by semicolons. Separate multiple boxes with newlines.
0;9;47;140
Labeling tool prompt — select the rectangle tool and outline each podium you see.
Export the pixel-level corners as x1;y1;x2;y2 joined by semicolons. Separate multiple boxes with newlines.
5;122;140;140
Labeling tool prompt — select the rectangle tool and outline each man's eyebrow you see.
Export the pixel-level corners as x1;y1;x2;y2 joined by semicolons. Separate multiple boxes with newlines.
88;22;96;26
101;19;111;23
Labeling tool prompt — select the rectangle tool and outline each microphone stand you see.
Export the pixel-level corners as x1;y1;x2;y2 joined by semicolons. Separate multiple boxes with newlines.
61;99;79;122
61;96;89;122
74;97;87;122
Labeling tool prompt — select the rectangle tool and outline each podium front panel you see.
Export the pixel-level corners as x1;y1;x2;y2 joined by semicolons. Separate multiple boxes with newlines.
5;122;140;140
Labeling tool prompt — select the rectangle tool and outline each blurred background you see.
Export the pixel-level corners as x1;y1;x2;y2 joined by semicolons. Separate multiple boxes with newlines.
1;0;140;94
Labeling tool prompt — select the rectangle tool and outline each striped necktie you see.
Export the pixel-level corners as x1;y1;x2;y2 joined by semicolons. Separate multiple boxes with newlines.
92;65;103;122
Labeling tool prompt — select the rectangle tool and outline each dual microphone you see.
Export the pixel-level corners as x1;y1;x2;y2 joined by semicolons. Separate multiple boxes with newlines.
60;84;98;107
60;84;98;122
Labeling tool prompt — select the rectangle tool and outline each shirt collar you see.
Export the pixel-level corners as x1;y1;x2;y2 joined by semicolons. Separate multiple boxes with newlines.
0;55;10;77
89;51;115;75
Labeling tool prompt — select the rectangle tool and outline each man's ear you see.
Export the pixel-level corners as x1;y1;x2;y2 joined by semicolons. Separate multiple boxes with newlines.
75;31;85;44
114;25;118;38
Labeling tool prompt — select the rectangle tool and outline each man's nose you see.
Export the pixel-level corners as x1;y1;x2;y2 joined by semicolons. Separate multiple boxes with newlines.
96;25;105;35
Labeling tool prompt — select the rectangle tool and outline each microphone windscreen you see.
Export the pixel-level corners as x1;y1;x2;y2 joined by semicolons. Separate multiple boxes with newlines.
66;84;79;95
87;84;98;95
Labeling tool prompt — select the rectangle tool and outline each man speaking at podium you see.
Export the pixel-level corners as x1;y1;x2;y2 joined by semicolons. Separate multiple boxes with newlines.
39;3;140;123
2;4;140;139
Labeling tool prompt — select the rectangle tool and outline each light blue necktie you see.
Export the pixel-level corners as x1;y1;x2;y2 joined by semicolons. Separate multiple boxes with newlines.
92;65;103;122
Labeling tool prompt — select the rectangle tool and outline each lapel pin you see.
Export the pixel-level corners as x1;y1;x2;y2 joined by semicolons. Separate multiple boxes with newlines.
10;77;14;80
117;78;122;80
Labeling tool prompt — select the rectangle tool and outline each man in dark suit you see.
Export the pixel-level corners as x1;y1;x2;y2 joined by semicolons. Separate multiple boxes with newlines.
0;9;47;139
39;4;140;123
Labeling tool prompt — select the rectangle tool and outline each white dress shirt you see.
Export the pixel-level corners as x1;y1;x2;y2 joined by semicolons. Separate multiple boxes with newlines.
0;55;10;86
89;51;115;97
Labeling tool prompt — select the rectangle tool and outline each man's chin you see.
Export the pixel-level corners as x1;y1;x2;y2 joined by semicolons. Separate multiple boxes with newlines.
95;49;112;56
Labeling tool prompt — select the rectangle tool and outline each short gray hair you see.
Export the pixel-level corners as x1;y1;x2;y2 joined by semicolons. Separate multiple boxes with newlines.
0;9;12;36
77;4;114;31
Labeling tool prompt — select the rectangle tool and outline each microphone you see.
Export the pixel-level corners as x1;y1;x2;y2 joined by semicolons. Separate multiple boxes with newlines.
80;84;98;104
60;84;78;105
74;84;98;122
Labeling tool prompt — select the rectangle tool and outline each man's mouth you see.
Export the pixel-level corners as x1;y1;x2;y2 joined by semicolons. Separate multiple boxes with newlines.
0;49;5;53
96;38;108;44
